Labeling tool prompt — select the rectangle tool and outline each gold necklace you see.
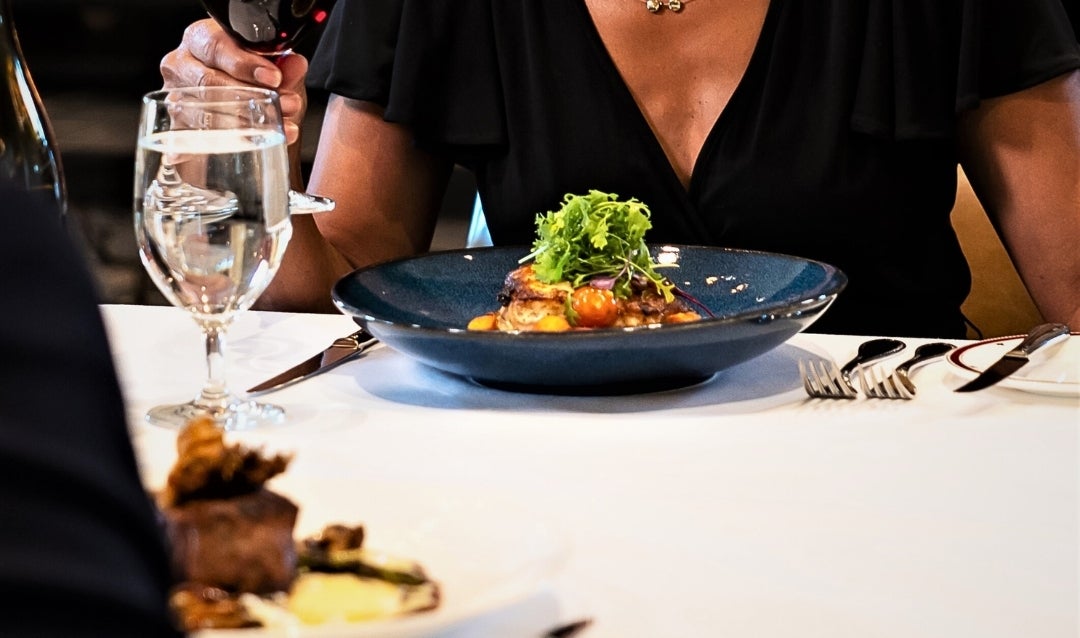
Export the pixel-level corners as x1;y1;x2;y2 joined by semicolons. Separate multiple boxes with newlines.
644;0;684;13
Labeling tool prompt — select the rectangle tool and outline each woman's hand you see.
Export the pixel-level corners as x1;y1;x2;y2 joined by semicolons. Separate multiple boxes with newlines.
159;18;309;145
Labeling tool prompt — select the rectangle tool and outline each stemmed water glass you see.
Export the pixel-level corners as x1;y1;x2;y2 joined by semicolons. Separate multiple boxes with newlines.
134;86;292;430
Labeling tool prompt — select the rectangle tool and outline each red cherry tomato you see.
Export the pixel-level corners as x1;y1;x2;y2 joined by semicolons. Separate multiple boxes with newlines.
570;286;619;328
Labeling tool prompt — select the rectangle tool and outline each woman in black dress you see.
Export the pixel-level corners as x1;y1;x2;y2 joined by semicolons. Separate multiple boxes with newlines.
162;0;1080;338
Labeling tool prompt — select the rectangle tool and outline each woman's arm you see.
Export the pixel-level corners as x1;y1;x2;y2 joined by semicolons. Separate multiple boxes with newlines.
260;96;454;312
958;70;1080;329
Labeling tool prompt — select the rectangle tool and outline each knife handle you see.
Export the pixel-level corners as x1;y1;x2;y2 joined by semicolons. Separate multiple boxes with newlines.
1012;323;1070;357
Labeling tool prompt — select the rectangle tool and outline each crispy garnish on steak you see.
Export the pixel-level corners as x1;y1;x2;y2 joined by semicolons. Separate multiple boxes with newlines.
160;416;291;507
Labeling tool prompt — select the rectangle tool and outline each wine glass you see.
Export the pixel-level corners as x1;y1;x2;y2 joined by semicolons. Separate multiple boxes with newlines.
199;0;335;56
134;86;292;431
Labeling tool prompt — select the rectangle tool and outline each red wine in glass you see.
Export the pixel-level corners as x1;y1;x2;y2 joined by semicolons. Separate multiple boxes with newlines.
200;0;333;56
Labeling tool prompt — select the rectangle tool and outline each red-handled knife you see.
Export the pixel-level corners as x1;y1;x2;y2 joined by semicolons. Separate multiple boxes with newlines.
246;329;379;395
954;322;1070;392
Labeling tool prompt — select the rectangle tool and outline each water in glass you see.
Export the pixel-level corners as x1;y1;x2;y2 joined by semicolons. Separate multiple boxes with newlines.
134;86;292;430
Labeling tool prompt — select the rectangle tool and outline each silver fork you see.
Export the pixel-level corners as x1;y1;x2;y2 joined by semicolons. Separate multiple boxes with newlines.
858;342;955;400
799;338;907;399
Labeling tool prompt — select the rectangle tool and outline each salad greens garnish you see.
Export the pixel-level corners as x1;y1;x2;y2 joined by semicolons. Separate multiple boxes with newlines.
520;190;676;302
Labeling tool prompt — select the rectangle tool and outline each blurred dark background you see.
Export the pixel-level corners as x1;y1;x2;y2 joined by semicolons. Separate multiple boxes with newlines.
9;0;476;305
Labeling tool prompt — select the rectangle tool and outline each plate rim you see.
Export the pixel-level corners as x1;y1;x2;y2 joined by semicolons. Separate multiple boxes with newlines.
331;244;848;340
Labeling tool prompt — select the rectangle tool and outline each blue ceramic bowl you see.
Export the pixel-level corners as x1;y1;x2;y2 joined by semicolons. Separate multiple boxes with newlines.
332;245;847;394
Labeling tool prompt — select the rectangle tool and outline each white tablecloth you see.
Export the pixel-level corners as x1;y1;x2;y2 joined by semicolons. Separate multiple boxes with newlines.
102;304;1078;638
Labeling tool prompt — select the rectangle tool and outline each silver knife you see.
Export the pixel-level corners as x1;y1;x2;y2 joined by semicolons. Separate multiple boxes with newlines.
955;322;1071;392
246;328;379;395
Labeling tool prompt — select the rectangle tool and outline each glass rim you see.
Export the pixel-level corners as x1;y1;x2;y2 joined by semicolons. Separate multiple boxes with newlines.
143;86;281;106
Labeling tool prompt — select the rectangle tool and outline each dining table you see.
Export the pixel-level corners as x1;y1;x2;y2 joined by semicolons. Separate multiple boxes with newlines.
102;303;1078;638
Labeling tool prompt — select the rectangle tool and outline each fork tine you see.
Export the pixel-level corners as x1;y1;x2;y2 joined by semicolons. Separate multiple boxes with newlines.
828;360;858;398
800;358;857;399
857;365;876;397
804;360;831;397
877;367;895;398
859;365;914;400
820;360;849;397
798;359;817;396
884;374;906;399
872;366;895;399
889;372;914;400
799;359;824;397
862;365;888;398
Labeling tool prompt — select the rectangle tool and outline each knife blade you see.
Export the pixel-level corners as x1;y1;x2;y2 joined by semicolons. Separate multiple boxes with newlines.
955;322;1070;392
246;328;379;395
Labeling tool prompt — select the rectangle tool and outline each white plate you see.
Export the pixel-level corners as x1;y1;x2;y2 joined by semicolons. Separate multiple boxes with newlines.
192;477;569;638
947;332;1079;397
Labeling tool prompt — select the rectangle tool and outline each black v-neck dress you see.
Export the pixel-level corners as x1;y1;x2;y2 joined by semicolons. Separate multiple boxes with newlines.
309;0;1080;337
